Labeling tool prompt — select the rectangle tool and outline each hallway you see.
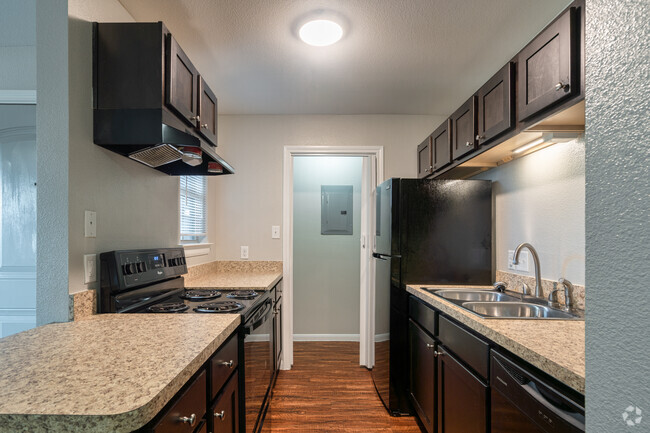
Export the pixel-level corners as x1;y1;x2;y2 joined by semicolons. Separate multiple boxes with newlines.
268;342;422;432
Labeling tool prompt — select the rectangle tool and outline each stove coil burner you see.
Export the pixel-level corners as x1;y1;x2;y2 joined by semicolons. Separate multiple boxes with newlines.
194;301;245;313
147;302;189;313
226;290;259;300
181;289;222;301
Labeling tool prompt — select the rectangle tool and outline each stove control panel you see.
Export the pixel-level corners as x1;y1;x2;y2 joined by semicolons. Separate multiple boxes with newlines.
100;248;187;292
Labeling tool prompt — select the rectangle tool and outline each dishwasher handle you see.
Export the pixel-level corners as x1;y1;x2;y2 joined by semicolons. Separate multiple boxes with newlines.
491;351;585;432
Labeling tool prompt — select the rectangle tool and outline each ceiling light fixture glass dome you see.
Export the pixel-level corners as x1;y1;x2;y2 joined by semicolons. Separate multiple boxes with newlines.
299;19;343;46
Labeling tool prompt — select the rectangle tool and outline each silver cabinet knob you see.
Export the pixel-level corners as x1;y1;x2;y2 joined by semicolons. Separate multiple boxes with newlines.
555;82;569;91
434;350;445;357
426;343;435;348
476;134;485;140
201;123;209;129
214;410;226;420
179;413;196;427
190;115;200;121
220;360;234;368
465;141;472;147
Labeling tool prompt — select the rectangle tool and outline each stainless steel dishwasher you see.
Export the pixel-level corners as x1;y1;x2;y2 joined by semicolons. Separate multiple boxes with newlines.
491;350;585;433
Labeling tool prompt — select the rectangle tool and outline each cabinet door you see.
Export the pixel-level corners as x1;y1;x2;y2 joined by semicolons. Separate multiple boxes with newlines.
152;370;207;433
197;76;218;147
273;296;282;374
210;371;239;433
409;319;435;433
451;96;477;160
477;63;514;146
165;34;200;125
431;119;451;171
417;136;432;178
517;8;577;121
437;347;488;433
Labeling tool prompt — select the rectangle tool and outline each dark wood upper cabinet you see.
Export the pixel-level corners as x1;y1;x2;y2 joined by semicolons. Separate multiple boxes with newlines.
517;7;578;121
432;119;451;171
437;347;488;433
165;34;200;126
198;76;218;147
477;63;514;146
417;136;433;178
451;96;477;160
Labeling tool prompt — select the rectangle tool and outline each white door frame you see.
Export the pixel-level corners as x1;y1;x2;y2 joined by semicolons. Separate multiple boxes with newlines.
282;146;384;369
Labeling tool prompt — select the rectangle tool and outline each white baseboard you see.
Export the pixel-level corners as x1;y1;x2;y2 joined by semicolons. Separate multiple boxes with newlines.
293;334;360;342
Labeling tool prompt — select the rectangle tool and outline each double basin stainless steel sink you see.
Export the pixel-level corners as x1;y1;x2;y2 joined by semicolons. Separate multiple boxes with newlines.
427;288;583;320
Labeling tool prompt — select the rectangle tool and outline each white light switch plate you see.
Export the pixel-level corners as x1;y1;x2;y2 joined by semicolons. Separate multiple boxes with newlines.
84;210;96;238
271;226;280;239
241;246;249;259
84;254;97;284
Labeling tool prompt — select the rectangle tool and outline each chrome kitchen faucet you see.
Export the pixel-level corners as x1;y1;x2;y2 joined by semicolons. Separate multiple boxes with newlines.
512;243;542;298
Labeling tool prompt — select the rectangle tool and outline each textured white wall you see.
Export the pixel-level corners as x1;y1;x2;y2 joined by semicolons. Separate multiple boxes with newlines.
36;0;69;324
213;114;440;260
293;156;362;336
0;0;36;90
473;138;585;285
586;0;650;428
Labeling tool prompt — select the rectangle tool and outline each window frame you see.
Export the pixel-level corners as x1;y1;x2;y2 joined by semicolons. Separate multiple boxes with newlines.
179;175;207;244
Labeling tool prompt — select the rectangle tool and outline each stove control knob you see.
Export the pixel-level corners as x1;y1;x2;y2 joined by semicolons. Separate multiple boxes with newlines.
136;262;146;273
170;258;178;267
123;263;136;275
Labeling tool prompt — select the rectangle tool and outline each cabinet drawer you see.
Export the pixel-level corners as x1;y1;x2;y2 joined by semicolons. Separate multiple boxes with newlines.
210;334;239;401
409;296;437;337
152;369;207;433
438;316;489;379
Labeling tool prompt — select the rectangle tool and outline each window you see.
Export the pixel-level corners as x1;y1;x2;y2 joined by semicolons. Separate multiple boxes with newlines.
179;176;207;243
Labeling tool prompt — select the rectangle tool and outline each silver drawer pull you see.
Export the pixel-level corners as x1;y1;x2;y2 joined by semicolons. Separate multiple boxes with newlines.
434;350;445;357
201;123;209;129
179;413;196;427
214;410;226;420
426;343;435;348
465;141;472;147
555;82;569;91
220;360;234;368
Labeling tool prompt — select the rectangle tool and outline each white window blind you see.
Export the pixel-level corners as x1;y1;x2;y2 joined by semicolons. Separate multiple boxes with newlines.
180;176;207;240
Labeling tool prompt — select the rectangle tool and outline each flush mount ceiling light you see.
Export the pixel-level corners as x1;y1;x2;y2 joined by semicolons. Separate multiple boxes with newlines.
299;19;343;46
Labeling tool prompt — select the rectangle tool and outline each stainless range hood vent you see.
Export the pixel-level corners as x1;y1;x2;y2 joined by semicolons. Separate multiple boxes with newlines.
128;144;183;168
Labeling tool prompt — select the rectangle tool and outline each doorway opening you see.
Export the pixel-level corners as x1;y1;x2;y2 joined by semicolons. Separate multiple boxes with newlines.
0;103;37;337
282;146;384;369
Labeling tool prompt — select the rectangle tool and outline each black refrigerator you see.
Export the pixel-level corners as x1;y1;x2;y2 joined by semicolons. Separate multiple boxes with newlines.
371;178;492;415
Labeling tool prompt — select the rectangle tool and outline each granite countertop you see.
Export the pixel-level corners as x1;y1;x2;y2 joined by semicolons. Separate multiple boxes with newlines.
407;285;585;394
184;260;283;291
0;314;241;433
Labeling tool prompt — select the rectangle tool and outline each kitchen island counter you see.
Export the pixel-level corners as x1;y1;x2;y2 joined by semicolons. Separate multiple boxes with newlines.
0;313;240;433
407;285;585;394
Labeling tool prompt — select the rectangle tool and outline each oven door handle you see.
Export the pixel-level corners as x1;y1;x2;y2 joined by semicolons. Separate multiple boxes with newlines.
244;299;272;334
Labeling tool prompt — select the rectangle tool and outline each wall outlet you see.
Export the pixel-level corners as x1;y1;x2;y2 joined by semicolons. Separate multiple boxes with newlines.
240;246;249;260
84;254;97;284
508;250;529;272
84;210;96;238
271;226;280;239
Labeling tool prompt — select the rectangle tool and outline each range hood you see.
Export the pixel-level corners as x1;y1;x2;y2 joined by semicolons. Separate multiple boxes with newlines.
93;110;234;176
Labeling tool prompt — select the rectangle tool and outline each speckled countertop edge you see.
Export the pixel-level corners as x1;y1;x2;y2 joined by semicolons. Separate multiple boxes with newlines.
184;261;283;291
0;314;241;433
407;285;585;394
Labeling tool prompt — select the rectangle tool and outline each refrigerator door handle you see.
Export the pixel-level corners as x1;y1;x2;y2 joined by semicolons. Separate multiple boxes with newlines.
372;253;400;260
372;253;387;260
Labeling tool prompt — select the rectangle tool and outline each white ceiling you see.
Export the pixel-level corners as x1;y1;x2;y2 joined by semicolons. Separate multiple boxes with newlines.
118;0;571;115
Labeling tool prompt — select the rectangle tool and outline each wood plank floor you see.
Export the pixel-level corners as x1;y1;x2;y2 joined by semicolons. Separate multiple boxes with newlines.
268;341;423;432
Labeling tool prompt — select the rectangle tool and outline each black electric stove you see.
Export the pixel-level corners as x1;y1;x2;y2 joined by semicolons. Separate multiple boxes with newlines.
98;248;267;321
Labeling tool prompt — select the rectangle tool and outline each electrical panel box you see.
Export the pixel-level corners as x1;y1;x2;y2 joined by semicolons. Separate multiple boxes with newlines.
321;185;353;235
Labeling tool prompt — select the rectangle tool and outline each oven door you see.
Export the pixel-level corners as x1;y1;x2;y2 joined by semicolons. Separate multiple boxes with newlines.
244;297;274;433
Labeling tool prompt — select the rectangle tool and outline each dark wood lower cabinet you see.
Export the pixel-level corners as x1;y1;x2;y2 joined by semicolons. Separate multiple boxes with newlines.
210;372;240;433
151;370;207;433
437;346;488;433
408;319;436;433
